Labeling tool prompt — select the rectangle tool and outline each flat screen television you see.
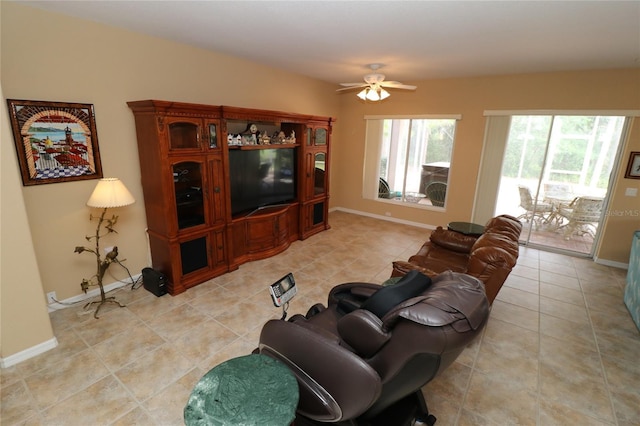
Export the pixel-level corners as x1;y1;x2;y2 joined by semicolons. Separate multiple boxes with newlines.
229;148;296;216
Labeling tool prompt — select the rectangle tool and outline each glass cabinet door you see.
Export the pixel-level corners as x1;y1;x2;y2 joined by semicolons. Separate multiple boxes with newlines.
206;121;219;149
173;161;205;229
314;152;326;195
168;120;200;150
314;128;327;146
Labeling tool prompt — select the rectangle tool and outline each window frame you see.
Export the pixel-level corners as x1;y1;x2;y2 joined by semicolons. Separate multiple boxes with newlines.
363;114;461;209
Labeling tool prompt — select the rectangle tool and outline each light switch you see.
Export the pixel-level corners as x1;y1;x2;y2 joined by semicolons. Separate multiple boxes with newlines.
625;187;638;197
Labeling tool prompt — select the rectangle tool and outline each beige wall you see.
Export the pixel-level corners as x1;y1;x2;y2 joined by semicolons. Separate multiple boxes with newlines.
1;2;638;360
1;2;339;300
1;2;339;359
333;70;640;264
1;4;56;359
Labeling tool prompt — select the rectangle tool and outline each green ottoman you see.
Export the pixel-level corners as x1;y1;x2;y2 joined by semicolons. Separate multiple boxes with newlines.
184;354;299;426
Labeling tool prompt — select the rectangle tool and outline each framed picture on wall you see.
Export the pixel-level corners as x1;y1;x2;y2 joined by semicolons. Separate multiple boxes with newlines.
7;99;103;186
625;151;640;179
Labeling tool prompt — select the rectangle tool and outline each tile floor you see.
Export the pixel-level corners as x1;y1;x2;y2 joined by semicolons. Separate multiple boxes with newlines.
1;211;638;426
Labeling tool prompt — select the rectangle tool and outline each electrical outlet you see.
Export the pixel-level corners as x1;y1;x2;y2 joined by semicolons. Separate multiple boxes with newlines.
46;291;57;304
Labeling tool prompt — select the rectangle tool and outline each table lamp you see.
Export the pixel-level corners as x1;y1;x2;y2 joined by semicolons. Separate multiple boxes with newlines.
74;178;135;318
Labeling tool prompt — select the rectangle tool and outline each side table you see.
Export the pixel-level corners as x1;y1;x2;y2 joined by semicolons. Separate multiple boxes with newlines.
184;353;299;426
447;221;485;237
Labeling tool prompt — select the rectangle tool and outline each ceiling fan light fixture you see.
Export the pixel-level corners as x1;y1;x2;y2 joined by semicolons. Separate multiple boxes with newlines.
357;88;368;100
366;88;380;101
379;88;390;100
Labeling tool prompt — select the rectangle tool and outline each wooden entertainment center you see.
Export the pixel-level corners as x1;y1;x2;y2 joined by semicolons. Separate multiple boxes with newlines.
127;100;334;295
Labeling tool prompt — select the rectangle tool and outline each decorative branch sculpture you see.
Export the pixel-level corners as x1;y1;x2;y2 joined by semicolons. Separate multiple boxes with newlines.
74;207;126;318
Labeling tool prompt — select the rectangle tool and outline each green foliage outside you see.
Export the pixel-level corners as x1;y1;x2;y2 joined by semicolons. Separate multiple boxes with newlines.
502;115;624;190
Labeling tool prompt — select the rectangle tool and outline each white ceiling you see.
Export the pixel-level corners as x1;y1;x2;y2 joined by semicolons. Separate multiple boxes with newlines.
16;1;640;86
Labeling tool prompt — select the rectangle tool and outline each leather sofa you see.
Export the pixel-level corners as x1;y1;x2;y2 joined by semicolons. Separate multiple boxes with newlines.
392;215;522;304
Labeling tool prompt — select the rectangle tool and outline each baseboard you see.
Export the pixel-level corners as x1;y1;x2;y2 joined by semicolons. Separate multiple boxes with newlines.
0;337;58;369
47;273;141;312
330;207;436;230
593;257;629;270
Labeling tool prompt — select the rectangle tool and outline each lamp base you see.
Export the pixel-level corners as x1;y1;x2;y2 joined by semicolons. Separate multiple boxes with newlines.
84;296;125;319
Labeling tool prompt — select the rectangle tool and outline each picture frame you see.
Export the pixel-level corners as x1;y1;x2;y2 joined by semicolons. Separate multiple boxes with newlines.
625;151;640;179
7;99;103;186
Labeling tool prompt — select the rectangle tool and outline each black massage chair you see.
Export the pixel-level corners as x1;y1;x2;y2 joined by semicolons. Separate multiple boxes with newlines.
257;270;490;426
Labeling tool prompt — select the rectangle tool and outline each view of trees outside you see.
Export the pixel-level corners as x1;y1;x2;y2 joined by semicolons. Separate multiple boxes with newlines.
503;115;625;191
379;118;455;198
496;114;626;253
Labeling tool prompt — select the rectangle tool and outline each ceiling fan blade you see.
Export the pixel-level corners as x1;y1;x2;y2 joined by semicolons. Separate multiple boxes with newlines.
380;82;417;90
340;82;366;87
336;85;367;92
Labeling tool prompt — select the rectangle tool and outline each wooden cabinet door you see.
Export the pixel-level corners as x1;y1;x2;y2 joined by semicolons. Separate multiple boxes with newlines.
166;117;203;153
178;233;211;277
275;211;289;245
301;200;327;239
303;151;316;200
211;228;227;270
208;155;226;225
246;215;276;253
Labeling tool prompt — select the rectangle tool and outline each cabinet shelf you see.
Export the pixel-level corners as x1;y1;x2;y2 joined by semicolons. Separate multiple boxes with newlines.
228;144;299;151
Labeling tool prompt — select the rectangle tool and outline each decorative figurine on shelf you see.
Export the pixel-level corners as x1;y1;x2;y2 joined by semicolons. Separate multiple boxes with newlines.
240;123;258;145
244;123;258;135
285;130;296;144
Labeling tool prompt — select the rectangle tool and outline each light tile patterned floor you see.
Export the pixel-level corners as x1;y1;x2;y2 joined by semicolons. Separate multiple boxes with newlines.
1;211;638;425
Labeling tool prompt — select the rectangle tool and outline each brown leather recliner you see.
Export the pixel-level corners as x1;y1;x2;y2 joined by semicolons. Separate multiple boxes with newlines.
257;270;490;425
392;215;522;304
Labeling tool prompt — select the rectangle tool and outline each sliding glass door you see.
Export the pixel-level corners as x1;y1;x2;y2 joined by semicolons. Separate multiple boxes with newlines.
495;115;626;255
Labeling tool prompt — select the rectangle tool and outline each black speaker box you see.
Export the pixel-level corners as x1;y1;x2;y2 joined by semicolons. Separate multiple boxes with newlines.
142;267;168;297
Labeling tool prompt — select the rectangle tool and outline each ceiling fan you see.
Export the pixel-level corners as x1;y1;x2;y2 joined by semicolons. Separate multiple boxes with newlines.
336;64;417;101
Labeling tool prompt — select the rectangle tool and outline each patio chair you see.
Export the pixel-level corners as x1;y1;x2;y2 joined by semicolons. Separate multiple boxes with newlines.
378;177;392;199
557;196;603;239
426;182;447;207
517;185;553;227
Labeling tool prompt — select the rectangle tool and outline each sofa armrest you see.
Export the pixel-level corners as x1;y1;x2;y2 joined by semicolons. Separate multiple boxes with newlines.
392;260;437;277
429;226;478;253
467;246;516;304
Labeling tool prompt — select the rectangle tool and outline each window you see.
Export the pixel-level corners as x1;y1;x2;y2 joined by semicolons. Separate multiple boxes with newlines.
364;116;459;208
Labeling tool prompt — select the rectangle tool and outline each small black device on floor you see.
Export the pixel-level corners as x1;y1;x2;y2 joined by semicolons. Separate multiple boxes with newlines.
142;267;168;297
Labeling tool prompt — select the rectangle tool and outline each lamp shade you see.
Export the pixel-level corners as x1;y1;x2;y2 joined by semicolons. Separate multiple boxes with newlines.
86;178;135;208
356;87;390;102
366;89;379;101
